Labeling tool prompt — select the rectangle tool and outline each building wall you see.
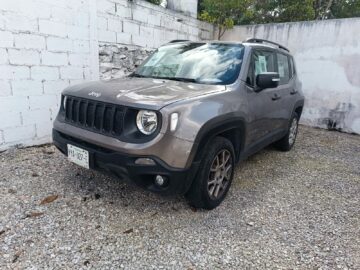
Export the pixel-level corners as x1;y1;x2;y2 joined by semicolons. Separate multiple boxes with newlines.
222;18;360;134
0;0;213;151
0;0;96;151
97;0;213;79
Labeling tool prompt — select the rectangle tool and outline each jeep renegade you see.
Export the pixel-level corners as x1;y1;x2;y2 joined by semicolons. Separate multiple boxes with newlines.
53;38;305;209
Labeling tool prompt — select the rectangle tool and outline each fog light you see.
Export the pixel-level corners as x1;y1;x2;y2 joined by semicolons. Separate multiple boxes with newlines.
155;175;166;186
135;158;156;165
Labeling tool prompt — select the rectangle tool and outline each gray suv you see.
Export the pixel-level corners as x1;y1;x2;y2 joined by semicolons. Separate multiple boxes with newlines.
53;38;304;209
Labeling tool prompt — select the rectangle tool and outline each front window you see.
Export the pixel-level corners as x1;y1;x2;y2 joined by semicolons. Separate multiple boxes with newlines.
133;43;245;85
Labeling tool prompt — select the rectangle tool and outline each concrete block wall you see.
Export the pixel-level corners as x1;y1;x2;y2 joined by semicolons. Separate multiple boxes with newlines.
0;0;97;151
222;18;360;135
96;0;213;49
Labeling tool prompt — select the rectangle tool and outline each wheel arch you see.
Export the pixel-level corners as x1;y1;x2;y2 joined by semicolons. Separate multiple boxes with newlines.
292;99;305;119
187;114;247;167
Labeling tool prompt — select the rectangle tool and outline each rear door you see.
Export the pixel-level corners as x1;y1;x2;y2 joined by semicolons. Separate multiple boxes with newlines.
275;52;294;131
245;48;283;146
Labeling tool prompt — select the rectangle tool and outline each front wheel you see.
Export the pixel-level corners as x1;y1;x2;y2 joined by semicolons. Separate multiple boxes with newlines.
186;137;235;210
275;112;299;151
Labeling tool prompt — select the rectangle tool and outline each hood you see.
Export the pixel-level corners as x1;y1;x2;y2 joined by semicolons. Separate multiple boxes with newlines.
62;77;226;110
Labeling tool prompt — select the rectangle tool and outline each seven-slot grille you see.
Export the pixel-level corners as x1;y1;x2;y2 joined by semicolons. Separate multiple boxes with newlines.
64;96;126;138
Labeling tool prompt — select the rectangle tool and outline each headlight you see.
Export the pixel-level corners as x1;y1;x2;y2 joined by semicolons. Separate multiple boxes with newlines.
63;96;67;110
136;110;158;135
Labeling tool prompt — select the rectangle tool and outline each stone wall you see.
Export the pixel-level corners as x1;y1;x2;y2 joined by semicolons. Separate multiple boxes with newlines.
222;18;360;134
99;44;153;80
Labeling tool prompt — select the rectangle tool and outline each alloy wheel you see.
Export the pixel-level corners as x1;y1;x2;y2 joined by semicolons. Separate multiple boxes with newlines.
207;149;233;200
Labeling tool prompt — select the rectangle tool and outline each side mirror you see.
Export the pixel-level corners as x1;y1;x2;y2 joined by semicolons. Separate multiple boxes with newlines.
255;72;280;92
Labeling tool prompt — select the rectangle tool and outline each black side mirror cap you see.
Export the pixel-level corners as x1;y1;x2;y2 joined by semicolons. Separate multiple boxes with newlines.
255;72;280;92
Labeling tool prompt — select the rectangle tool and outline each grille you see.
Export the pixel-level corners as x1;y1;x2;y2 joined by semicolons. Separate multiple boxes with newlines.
64;96;126;138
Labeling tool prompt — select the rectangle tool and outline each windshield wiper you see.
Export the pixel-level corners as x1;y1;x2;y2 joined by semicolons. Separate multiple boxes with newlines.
130;73;198;83
155;76;198;83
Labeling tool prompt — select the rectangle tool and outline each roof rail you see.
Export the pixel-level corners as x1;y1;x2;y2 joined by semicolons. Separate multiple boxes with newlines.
244;38;290;52
168;39;189;43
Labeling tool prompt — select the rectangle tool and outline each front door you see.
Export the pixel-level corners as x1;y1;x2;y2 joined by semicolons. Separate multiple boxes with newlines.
245;48;283;147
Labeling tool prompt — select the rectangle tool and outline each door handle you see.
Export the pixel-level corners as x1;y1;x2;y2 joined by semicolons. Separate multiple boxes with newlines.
272;93;281;101
290;89;297;95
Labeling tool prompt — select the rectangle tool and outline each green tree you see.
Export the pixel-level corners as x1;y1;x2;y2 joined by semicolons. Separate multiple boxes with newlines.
317;0;360;19
239;0;315;24
199;0;360;27
199;0;252;39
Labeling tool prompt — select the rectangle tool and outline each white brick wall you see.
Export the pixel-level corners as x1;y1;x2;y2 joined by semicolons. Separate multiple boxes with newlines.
0;0;96;151
0;0;214;151
97;0;214;48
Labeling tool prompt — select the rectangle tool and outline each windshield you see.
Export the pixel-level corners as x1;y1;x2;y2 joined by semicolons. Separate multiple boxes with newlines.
133;43;245;85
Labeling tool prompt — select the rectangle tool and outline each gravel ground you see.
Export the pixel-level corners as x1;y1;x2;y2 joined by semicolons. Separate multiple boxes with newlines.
0;126;359;269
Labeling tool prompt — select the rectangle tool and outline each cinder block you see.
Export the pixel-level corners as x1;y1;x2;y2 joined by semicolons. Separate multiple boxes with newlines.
115;4;132;19
83;67;91;80
0;31;14;48
147;14;161;26
29;95;58;110
69;79;85;86
132;35;153;48
60;66;84;80
31;66;59;81
6;14;38;32
0;48;7;64
22;108;52;125
47;37;73;52
123;20;140;35
132;8;149;24
108;18;123;32
116;32;132;45
35;121;53;138
8;49;40;66
0;96;29;113
3;124;36;144
97;0;116;14
73;40;90;53
98;30;117;43
39;19;68;38
0;81;11;97
50;6;75;25
1;0;51;20
12;80;43;96
0;111;22;128
0;65;30;80
74;12;90;27
43;80;69;94
97;17;108;30
68;53;89;67
67;25;90;40
41;51;68;66
14;34;46;50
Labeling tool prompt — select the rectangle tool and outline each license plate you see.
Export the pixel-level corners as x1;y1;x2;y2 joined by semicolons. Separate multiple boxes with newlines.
67;144;89;169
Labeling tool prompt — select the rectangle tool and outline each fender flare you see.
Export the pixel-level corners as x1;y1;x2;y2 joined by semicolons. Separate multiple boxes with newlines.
186;113;247;168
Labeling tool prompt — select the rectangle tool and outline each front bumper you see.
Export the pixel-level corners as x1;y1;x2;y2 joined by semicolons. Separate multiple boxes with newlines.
53;129;199;196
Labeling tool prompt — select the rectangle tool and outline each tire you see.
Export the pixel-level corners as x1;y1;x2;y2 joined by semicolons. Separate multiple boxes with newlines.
186;136;235;210
275;112;299;151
